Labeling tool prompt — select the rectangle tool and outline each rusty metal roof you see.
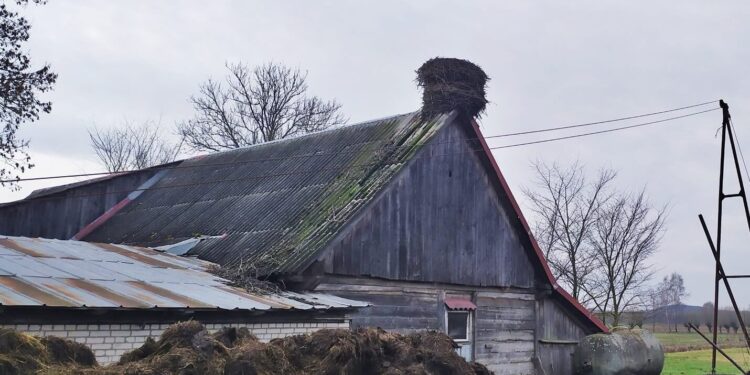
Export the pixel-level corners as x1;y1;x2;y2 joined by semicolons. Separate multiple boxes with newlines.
0;236;368;311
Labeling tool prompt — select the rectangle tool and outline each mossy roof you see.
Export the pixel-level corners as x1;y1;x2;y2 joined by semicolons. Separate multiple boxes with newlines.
86;112;454;274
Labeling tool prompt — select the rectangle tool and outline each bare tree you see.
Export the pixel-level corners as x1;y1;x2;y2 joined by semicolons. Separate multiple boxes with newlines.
703;302;715;333
523;161;616;302
649;273;688;332
586;190;666;326
178;62;345;152
89;120;181;172
665;273;687;305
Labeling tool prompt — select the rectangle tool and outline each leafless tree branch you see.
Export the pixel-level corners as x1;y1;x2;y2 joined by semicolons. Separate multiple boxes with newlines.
522;161;616;303
587;189;667;326
89;120;181;172
178;62;346;152
524;161;666;327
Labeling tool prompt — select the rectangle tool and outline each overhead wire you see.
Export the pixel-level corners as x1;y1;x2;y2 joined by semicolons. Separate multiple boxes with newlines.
485;100;717;139
490;107;719;150
0;105;720;203
0;101;720;185
729;118;750;188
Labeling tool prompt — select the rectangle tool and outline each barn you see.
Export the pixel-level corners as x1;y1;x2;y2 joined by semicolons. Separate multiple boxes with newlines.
0;110;606;374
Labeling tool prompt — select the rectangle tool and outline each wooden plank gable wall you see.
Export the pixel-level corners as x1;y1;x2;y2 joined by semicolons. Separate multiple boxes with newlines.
309;119;594;375
320;118;536;287
0;171;157;239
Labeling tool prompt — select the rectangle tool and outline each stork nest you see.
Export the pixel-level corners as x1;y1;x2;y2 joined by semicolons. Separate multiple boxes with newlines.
416;57;489;119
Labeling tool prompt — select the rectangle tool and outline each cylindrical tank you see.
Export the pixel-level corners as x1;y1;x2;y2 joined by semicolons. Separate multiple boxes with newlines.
573;328;664;375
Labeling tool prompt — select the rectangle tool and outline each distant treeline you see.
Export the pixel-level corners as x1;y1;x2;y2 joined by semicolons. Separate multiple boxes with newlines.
607;303;749;333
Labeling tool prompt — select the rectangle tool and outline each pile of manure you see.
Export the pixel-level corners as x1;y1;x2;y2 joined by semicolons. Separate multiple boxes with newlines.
270;326;485;375
416;57;489;120
0;328;98;375
2;323;493;374
113;322;492;375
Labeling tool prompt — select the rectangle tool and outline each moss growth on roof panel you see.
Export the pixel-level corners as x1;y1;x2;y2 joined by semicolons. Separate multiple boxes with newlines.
241;113;450;275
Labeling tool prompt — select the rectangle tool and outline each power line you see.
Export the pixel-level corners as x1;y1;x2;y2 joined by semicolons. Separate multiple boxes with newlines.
485;100;717;139
0;102;720;184
0;106;718;203
729;118;750;187
490;107;719;150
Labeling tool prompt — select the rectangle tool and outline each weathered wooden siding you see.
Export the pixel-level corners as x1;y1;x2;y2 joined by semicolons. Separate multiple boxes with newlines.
475;291;536;375
315;276;536;375
321;120;537;288
315;277;444;332
535;297;591;375
0;171;156;239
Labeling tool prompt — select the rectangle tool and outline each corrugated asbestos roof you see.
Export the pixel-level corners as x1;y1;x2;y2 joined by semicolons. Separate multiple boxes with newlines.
0;236;368;311
86;112;453;274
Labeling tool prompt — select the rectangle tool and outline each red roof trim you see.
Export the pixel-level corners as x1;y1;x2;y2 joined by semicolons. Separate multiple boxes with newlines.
72;170;170;241
468;119;608;333
444;298;477;311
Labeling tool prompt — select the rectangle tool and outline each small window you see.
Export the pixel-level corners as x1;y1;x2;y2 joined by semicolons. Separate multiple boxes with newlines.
447;311;470;341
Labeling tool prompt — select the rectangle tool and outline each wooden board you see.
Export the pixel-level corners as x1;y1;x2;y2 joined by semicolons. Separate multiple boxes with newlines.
316;276;537;374
322;120;537;288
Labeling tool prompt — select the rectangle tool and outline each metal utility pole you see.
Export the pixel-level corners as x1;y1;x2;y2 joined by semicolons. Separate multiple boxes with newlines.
697;100;750;374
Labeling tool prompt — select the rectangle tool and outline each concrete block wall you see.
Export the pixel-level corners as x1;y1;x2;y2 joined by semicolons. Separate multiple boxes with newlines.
1;321;349;364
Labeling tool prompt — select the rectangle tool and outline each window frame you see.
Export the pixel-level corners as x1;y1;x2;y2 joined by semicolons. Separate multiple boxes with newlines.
445;310;473;343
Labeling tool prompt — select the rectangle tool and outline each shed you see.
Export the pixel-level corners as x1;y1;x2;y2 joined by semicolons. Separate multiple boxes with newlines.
0;235;366;364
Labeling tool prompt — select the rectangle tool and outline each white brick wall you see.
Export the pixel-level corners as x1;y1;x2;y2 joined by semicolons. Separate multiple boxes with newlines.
1;321;349;364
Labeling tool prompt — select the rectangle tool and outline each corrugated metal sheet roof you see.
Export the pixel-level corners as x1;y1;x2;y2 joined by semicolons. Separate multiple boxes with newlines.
85;113;452;272
85;112;454;274
0;236;368;311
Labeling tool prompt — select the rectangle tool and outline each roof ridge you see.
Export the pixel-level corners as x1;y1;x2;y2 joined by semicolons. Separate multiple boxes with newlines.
183;111;418;161
3;112;417;205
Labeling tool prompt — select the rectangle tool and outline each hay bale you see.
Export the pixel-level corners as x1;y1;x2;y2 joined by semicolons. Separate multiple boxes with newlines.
416;57;489;120
41;336;97;367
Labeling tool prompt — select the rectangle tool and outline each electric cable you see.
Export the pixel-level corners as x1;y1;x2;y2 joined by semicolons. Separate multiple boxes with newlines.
0;106;719;202
0;103;720;184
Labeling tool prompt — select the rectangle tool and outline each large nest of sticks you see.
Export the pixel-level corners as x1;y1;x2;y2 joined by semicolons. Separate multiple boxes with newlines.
416;57;489;120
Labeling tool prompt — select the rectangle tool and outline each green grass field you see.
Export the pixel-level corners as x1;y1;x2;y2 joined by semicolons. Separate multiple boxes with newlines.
663;348;750;375
656;333;747;353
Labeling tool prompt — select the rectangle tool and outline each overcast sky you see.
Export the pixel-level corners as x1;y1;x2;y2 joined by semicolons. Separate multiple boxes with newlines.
3;1;750;306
